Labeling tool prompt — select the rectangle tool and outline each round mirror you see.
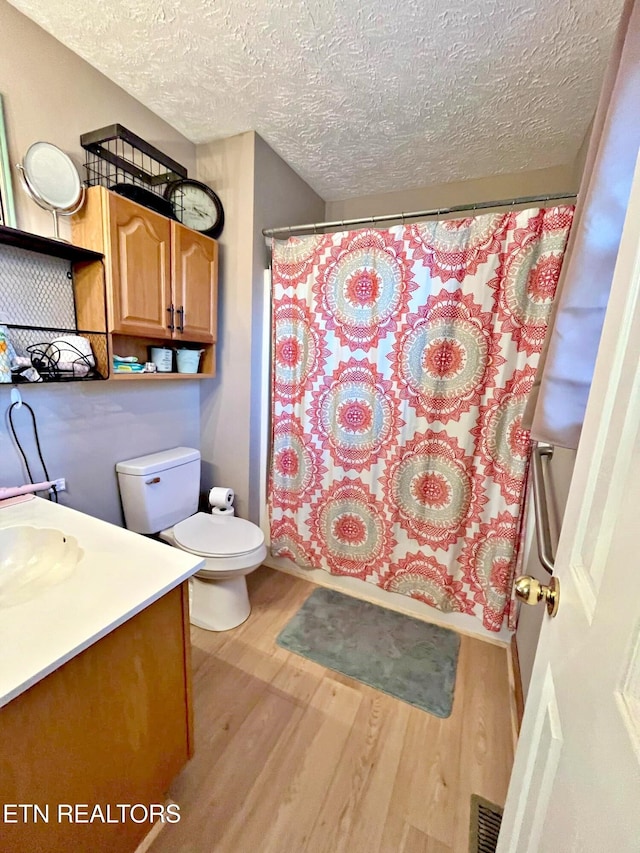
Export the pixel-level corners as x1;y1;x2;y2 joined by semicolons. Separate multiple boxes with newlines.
21;142;82;210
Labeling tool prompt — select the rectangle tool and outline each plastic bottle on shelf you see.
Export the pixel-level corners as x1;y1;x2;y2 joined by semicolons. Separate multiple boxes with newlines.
0;323;11;383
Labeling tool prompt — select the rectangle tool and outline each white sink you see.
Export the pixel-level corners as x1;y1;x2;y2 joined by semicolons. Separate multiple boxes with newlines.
0;526;83;607
0;498;203;708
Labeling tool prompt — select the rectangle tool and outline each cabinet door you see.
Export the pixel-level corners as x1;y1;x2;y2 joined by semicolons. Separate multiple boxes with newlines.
171;222;217;343
108;194;172;338
0;585;192;853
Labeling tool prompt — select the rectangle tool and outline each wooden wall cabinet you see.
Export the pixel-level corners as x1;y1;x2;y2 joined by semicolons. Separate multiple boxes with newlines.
172;220;218;344
108;191;172;339
72;186;218;379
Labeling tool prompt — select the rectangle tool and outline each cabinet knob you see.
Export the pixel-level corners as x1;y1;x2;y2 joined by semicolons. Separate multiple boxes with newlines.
176;306;185;332
167;304;175;331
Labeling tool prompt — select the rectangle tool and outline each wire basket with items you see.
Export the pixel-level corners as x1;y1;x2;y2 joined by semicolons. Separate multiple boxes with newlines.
81;124;224;238
26;335;100;381
5;328;107;383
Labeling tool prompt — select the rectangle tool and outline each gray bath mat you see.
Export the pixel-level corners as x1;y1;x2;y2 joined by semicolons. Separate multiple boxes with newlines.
276;587;460;718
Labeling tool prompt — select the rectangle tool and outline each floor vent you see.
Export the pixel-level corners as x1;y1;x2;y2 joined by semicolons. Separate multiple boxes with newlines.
469;794;503;853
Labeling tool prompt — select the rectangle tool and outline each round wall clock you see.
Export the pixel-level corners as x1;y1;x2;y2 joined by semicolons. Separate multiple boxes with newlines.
164;179;224;239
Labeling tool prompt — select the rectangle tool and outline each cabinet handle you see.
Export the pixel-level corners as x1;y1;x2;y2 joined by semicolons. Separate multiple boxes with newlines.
167;304;175;331
177;306;185;332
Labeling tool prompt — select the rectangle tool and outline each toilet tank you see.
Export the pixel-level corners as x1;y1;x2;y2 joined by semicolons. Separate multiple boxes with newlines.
116;447;200;534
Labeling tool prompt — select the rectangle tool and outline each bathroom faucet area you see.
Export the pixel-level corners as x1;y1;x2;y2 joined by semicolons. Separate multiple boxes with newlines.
0;496;204;706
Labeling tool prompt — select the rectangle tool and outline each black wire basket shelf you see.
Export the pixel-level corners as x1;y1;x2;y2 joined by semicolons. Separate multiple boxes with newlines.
81;124;188;220
7;326;108;383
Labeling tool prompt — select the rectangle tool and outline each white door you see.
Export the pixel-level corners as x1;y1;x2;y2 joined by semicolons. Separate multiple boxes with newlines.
497;154;640;852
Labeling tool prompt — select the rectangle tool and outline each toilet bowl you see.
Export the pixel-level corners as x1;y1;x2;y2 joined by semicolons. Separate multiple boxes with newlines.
115;447;266;632
160;512;266;631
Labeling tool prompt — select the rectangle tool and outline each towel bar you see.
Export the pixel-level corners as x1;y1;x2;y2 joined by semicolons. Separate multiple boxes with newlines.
531;442;555;575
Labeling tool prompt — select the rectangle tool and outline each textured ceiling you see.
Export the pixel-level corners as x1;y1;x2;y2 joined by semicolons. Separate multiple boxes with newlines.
9;0;624;200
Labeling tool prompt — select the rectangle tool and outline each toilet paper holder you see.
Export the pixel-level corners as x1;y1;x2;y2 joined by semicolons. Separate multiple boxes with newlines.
212;505;235;517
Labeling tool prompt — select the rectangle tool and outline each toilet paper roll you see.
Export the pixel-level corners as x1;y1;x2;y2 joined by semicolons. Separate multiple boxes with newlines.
209;486;234;509
211;506;235;517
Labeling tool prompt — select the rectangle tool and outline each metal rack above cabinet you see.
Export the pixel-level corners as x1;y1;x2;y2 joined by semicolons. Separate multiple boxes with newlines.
81;124;188;220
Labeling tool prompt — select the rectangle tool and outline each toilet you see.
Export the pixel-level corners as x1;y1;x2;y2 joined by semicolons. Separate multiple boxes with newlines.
116;447;267;631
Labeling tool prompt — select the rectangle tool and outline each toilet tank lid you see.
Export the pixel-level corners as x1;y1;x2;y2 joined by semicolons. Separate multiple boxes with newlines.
116;447;200;477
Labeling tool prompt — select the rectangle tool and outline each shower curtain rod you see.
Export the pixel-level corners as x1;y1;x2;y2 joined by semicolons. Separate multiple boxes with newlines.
262;191;577;238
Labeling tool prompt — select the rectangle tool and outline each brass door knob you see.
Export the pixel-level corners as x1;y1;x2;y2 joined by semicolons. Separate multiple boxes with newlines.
514;575;560;617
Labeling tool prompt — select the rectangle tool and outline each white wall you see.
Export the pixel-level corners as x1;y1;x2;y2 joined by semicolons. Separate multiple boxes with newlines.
196;132;257;520
0;0;196;238
196;132;324;521
1;382;199;524
0;0;201;524
325;163;579;221
250;134;325;522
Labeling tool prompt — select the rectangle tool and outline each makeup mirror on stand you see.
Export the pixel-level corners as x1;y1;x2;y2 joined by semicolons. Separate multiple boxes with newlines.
17;142;85;240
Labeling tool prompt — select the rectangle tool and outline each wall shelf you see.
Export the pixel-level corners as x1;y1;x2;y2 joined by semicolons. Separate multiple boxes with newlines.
6;323;106;336
7;326;108;383
0;224;103;264
0;232;109;384
111;371;212;381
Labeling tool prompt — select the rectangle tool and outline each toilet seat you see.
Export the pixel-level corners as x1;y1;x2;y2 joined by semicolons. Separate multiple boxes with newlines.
173;512;265;558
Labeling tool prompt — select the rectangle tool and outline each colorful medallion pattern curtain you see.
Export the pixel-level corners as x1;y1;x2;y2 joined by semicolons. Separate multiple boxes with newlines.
268;207;574;631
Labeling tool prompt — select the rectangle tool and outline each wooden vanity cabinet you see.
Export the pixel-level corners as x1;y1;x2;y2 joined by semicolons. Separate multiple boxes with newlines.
0;583;193;853
72;186;218;376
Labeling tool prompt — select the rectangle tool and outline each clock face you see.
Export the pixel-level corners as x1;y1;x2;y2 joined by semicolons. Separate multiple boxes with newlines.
165;180;224;237
176;184;219;231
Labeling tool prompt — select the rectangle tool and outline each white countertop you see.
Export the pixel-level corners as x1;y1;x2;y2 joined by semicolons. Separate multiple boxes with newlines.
0;497;204;708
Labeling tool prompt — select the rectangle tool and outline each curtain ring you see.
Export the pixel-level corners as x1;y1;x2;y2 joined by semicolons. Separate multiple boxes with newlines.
401;212;406;226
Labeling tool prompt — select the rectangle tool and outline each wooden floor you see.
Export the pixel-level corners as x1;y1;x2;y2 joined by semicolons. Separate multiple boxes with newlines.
149;567;514;853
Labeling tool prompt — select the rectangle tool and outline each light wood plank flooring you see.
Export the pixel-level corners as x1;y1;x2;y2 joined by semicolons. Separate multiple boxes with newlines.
149;567;514;853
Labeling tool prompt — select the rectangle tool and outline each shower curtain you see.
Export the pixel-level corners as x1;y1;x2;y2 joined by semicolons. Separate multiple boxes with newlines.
268;207;574;631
